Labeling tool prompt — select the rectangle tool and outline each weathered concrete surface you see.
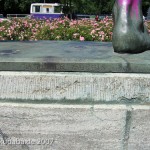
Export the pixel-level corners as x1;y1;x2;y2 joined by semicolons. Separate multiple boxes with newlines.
0;41;150;150
128;106;150;150
0;103;149;150
0;41;150;73
0;72;150;103
0;103;126;150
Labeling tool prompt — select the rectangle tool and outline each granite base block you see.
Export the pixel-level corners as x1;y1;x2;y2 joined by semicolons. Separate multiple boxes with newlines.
0;72;150;104
0;104;126;150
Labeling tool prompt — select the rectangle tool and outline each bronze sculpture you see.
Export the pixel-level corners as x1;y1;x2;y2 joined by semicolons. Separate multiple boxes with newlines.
112;0;150;53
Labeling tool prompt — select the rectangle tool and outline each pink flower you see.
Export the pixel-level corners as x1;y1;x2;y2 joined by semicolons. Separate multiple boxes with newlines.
96;28;101;31
109;32;113;35
94;23;98;26
91;30;96;34
59;20;64;24
99;31;105;35
80;36;85;41
73;20;77;24
70;22;74;26
101;35;105;41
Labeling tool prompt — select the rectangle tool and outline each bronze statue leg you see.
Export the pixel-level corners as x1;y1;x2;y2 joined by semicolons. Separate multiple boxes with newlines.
112;0;150;53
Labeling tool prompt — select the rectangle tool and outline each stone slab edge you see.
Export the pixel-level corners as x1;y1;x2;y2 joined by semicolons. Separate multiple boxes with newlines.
0;72;150;104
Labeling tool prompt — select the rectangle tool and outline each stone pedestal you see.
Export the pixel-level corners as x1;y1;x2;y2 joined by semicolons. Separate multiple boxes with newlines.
0;41;150;150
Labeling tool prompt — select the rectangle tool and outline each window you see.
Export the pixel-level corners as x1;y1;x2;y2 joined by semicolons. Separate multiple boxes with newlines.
34;6;40;13
46;8;49;13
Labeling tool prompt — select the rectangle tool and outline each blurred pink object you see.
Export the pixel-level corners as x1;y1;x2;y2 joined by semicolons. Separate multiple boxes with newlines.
80;36;85;41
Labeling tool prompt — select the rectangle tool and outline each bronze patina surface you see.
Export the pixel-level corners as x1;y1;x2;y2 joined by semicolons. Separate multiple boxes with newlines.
112;0;150;53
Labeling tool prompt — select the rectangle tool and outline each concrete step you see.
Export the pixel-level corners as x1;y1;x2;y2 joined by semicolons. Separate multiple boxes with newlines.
0;72;150;104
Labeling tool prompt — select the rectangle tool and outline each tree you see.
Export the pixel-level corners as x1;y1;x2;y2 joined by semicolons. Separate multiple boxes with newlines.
1;0;41;15
1;0;150;17
142;0;150;16
19;0;40;13
0;0;5;15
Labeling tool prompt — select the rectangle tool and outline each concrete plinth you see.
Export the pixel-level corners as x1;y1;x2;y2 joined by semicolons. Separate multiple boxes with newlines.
0;72;150;104
0;41;150;150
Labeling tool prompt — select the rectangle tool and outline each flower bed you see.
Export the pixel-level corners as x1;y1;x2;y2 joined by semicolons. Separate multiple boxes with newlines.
146;21;150;33
0;17;150;41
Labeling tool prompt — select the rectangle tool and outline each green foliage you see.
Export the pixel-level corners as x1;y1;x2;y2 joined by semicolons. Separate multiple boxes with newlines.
19;0;40;13
0;0;150;16
0;18;149;41
0;17;114;41
142;0;150;16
